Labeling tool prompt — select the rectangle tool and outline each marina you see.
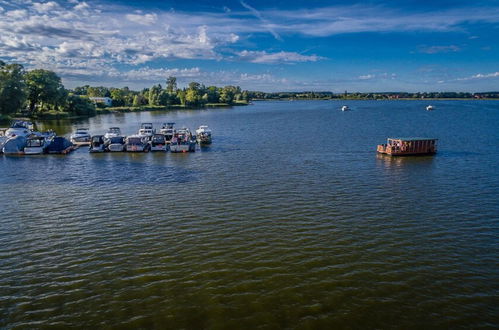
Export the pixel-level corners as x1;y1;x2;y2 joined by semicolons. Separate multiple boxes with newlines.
0;120;211;155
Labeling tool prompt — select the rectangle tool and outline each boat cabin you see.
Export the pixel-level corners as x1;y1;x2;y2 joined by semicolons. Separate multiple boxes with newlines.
377;138;437;156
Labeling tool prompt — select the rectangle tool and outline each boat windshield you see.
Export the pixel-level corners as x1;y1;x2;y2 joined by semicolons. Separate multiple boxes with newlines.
27;138;43;147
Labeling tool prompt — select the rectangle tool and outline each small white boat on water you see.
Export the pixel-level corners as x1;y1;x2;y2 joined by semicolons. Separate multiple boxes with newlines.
195;125;212;144
125;135;150;152
150;134;168;152
104;127;121;140
70;128;91;145
24;136;51;155
341;105;350;111
107;136;126;152
170;127;196;153
426;105;435;111
159;122;176;142
89;135;106;153
5;121;34;138
138;123;155;140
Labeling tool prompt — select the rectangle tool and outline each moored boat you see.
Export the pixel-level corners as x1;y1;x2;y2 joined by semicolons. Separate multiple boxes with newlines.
2;136;27;155
138;123;155;140
195;125;212;144
341;105;350;111
5;121;33;138
89;135;106;153
125;135;150;152
104;127;121;140
159;122;176;142
377;138;437;156
70;128;91;145
426;105;435;111
24;136;51;155
47;137;74;154
150;134;168;151
170;127;196;153
107;136;126;152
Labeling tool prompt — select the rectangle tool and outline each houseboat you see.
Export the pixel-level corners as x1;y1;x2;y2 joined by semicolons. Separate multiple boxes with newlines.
377;138;437;156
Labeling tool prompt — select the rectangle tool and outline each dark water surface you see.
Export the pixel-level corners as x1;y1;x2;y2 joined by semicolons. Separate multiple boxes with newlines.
1;100;498;328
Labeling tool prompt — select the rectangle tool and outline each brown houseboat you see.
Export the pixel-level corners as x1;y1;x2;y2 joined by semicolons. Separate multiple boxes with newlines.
377;138;437;156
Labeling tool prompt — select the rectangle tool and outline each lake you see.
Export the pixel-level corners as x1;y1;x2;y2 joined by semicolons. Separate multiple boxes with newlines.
1;100;498;328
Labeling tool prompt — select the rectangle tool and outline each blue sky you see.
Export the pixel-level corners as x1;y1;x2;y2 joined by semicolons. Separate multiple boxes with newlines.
1;0;498;92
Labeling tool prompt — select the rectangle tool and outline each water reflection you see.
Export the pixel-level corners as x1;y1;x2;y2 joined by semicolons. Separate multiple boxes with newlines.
375;153;436;169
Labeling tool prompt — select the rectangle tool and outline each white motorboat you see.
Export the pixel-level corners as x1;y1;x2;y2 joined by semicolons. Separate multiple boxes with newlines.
2;136;27;155
24;136;51;155
150;134;168;152
138;123;155;140
104;127;121;140
125;135;150;152
107;136;126;152
170;127;196;153
195;125;212;144
159;122;176;142
89;135;106;153
70;128;91;145
5;121;33;138
426;105;435;111
341;105;350;111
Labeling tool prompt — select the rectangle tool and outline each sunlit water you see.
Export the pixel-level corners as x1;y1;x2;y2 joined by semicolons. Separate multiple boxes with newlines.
1;100;498;328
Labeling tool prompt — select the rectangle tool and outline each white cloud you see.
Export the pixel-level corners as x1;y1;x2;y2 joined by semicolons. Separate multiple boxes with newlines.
32;1;59;13
359;74;375;80
237;50;323;64
126;13;157;25
457;71;499;81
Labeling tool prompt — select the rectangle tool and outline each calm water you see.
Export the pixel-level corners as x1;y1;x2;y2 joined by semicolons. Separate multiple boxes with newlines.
1;100;498;329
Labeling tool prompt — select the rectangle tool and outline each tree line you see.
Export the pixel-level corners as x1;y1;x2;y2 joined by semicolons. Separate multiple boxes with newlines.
73;78;250;108
0;61;251;119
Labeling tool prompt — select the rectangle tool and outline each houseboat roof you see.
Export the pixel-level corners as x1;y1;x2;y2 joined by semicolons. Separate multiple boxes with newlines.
388;137;438;141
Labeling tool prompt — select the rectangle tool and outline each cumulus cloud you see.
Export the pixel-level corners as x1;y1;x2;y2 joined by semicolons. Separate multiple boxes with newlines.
237;50;323;64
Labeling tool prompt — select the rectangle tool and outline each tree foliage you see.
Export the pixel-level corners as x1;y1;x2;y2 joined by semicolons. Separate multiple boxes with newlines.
25;69;66;113
0;61;26;115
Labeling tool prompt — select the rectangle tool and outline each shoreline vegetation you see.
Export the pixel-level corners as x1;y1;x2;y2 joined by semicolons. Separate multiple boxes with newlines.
1;60;499;122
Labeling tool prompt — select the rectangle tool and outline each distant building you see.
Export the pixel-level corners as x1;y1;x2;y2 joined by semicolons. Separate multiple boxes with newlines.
89;97;113;107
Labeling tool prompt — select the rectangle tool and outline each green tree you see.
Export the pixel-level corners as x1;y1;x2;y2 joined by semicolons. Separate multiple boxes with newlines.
148;84;162;106
177;90;186;106
166;76;177;94
132;94;147;107
65;95;96;116
0;61;26;115
110;88;126;107
87;86;110;97
25;69;66;113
